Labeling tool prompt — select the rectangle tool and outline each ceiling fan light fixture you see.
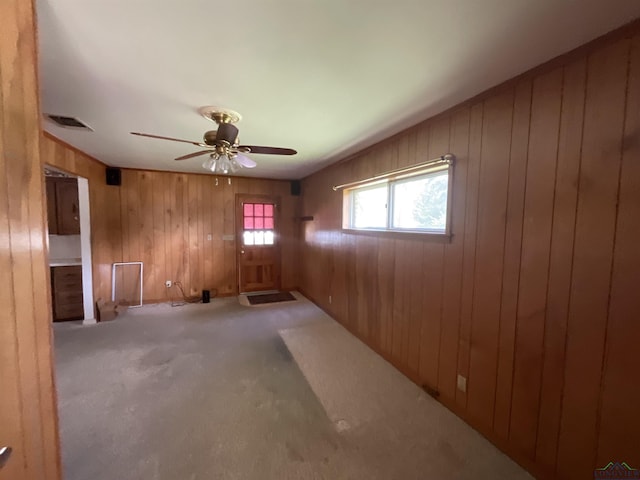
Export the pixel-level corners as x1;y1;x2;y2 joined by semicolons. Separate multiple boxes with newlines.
202;156;215;170
229;155;243;172
205;153;240;175
219;155;230;174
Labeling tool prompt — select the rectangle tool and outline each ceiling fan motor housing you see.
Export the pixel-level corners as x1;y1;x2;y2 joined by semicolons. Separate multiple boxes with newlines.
216;123;239;144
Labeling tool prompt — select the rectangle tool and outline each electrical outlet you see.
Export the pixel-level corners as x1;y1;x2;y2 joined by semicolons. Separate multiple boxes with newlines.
457;374;467;393
329;295;332;304
165;280;172;288
207;234;212;241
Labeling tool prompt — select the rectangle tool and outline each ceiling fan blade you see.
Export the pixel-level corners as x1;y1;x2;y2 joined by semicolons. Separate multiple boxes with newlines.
234;153;257;168
237;145;297;155
131;132;205;147
175;150;212;161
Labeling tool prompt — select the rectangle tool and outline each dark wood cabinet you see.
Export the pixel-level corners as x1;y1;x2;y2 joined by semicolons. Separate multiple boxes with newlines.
51;266;84;321
45;177;80;235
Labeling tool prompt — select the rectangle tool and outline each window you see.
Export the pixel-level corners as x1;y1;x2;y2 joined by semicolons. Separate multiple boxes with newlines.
242;203;275;245
344;166;451;234
351;183;387;229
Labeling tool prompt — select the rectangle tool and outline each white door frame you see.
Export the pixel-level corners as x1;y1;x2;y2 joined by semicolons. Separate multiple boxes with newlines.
77;177;96;324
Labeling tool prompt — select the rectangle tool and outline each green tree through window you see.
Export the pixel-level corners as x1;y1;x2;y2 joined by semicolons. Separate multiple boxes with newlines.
412;172;448;230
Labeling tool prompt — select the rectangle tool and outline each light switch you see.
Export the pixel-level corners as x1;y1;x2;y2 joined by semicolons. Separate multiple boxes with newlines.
457;374;467;393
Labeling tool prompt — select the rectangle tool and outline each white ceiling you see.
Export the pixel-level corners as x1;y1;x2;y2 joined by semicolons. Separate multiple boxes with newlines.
37;0;640;180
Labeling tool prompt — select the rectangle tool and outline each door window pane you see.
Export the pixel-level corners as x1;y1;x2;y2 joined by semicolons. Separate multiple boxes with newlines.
242;202;276;245
264;231;274;245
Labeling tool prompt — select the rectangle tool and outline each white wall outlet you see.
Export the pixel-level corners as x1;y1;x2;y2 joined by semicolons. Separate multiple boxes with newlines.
457;374;467;393
165;280;172;288
207;234;212;241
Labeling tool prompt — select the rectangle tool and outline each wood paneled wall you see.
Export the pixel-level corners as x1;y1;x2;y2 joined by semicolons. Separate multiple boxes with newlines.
0;1;61;479
41;135;300;304
299;26;640;480
115;168;299;302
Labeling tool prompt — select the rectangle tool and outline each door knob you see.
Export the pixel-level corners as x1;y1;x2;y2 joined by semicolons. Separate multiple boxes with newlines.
0;446;12;469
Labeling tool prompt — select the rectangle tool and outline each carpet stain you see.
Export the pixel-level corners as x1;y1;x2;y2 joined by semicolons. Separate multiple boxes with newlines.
334;419;351;433
437;439;465;469
285;442;305;462
139;348;175;368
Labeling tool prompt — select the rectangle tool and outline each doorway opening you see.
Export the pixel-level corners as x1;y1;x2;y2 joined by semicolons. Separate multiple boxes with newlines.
44;166;95;323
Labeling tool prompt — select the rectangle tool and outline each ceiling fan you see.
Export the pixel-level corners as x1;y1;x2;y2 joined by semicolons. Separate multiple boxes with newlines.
130;107;297;174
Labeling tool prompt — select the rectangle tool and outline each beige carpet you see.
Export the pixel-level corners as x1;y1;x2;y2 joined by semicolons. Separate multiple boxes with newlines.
53;293;531;480
280;319;532;479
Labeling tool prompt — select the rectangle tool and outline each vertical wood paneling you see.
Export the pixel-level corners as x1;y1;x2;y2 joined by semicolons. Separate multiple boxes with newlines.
356;235;378;343
210;177;224;291
437;108;470;403
391;239;410;365
188;174;200;295
510;69;563;457
377;236;395;355
117;170;131;300
493;79;532;439
456;103;484;410
138;172;155;300
179;175;191;292
406;239;425;377
467;90;514;429
151;172;166;301
535;58;587;473
556;39;629;480
596;33;640;467
418;117;449;386
201;176;213;291
222;177;237;294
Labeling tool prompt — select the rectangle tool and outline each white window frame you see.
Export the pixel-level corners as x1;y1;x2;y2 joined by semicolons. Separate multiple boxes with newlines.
342;164;453;236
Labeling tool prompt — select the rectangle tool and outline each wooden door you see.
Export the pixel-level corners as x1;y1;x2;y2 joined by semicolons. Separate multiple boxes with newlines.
55;178;80;234
236;195;281;293
0;0;62;478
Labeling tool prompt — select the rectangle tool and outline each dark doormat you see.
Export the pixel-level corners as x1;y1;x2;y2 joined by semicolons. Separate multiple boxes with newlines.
247;291;296;305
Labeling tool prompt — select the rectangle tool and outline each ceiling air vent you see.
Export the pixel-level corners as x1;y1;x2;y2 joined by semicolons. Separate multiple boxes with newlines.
46;114;93;131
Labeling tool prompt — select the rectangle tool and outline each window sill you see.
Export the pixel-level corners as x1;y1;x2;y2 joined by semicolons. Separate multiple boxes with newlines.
341;228;452;243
